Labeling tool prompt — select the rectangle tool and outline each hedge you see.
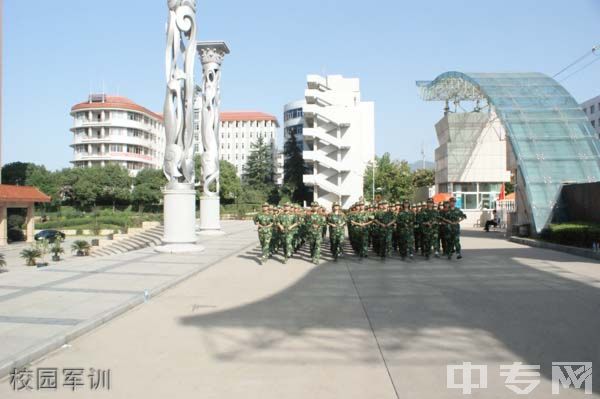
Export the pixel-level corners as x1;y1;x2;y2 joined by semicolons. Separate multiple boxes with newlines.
540;222;600;248
37;213;162;230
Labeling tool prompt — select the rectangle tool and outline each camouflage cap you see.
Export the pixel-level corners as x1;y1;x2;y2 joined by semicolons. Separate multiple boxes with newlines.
332;202;340;207
427;198;434;203
311;202;319;207
262;202;269;207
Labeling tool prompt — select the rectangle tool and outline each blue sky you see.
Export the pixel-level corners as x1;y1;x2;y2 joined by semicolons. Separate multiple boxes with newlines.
3;0;600;170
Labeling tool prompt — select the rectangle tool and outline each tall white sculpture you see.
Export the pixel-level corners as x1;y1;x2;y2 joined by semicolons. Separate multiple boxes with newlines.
157;0;203;252
197;42;229;234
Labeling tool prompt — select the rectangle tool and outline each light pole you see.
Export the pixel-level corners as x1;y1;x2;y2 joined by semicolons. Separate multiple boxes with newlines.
371;158;377;203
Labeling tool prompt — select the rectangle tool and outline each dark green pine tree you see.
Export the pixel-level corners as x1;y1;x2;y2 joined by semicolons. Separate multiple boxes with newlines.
242;136;275;187
283;131;311;204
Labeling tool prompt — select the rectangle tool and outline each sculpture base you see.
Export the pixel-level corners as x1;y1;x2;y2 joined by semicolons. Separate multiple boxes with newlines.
198;195;222;234
155;243;205;254
162;187;198;245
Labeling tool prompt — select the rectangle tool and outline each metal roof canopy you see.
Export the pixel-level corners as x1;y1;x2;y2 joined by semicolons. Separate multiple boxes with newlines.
416;72;600;233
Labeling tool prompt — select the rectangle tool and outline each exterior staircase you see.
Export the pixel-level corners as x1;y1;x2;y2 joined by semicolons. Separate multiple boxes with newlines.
91;225;164;257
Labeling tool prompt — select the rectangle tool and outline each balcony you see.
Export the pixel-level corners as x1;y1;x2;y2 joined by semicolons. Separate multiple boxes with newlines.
72;151;156;164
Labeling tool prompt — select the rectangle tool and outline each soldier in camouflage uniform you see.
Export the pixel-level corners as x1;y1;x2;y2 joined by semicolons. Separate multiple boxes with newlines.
413;203;422;256
350;202;372;258
396;200;415;260
347;204;356;253
430;200;441;258
374;201;396;259
277;203;299;263
441;197;466;260
270;206;281;256
253;203;274;264
417;199;437;260
438;201;449;256
371;203;381;255
327;202;346;261
392;203;400;252
306;202;326;264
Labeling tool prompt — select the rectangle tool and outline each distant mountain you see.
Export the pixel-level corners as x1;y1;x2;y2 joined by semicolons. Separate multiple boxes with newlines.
408;160;435;171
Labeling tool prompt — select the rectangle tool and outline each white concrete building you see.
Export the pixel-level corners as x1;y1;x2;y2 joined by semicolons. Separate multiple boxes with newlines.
70;94;165;176
302;75;375;209
193;111;279;177
581;95;600;139
434;109;511;225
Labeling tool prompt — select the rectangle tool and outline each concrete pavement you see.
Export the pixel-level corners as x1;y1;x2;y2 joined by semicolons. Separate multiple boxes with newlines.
0;220;256;379
0;225;599;398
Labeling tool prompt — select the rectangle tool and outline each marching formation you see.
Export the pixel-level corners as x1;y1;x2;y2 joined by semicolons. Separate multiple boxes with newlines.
254;197;467;265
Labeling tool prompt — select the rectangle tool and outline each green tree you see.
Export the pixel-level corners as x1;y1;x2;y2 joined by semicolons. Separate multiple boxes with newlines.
219;160;241;203
411;168;435;188
95;165;132;210
25;165;59;209
242;136;275;187
132;169;166;212
283;132;311;204
70;165;132;210
1;162;34;185
364;153;414;202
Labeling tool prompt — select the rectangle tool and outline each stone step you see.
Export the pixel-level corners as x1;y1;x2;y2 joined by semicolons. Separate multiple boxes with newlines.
91;225;165;257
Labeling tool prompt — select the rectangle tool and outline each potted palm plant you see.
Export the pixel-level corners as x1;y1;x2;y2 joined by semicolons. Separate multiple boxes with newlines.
36;239;50;267
71;240;91;256
51;238;65;261
0;253;6;272
21;247;42;266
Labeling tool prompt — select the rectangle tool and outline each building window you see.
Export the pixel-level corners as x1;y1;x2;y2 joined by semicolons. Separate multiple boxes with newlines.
591;105;596;114
592;120;596;128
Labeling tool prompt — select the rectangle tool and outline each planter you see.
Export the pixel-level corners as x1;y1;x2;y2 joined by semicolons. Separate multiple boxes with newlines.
36;262;49;268
52;255;61;262
518;224;530;238
91;239;100;246
76;251;85;257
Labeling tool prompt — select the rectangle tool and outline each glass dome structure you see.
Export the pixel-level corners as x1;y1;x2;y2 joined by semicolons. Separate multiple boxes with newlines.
417;72;600;233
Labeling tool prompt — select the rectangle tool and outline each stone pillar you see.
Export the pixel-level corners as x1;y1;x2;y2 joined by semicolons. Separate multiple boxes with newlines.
0;206;7;246
26;204;35;243
155;0;203;254
197;42;229;235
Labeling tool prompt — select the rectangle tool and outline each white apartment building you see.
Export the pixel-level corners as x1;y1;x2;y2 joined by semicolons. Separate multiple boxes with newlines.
434;108;511;225
70;94;165;176
193;111;279;177
302;75;375;209
581;95;600;139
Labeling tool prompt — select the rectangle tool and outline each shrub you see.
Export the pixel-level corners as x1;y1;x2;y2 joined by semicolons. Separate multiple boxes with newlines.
21;247;42;266
0;253;6;269
7;214;25;229
541;222;600;248
71;240;91;256
7;228;25;243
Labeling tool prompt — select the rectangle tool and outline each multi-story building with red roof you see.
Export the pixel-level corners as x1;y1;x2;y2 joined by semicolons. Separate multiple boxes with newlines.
70;94;166;176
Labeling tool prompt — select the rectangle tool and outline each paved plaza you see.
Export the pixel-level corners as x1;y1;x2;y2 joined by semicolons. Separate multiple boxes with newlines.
0;222;599;398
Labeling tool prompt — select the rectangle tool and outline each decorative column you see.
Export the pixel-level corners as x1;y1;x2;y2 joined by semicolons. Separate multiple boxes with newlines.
155;0;204;253
196;41;229;235
26;205;35;243
0;205;7;246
